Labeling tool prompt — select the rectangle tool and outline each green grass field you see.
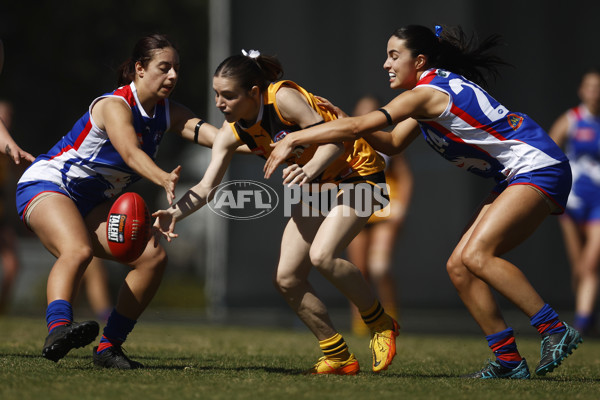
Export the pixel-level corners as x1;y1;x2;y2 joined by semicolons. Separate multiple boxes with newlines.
0;316;598;400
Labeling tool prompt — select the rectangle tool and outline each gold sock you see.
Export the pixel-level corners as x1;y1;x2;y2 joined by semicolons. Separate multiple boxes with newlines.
382;302;398;322
360;300;392;332
319;333;351;362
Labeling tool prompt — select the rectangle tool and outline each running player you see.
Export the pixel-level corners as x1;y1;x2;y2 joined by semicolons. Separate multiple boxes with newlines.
0;100;25;314
153;50;399;375
264;25;582;379
549;67;600;336
16;34;217;369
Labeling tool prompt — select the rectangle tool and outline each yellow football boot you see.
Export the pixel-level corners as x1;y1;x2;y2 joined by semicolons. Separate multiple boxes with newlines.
307;353;360;375
370;318;400;372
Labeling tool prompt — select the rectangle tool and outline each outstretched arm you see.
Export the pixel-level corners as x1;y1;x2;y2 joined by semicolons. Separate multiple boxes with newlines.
268;86;346;183
281;142;344;186
263;87;441;177
152;122;241;241
169;101;253;154
362;118;421;156
96;97;181;204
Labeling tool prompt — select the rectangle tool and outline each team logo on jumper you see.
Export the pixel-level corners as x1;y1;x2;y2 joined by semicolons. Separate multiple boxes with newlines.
107;213;126;243
208;180;279;220
507;114;523;131
274;130;289;142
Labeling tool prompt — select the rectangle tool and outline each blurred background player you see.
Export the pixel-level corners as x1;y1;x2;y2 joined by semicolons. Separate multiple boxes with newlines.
0;99;23;314
0;38;46;314
80;257;112;322
549;67;600;336
0;39;35;165
344;95;413;336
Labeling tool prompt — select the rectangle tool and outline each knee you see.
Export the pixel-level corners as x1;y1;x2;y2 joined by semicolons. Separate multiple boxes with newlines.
309;245;333;271
460;243;488;278
65;246;94;267
446;252;471;288
134;244;168;275
368;252;390;281
273;270;301;295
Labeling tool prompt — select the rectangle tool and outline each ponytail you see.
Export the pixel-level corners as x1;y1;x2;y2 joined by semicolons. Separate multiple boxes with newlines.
393;25;510;87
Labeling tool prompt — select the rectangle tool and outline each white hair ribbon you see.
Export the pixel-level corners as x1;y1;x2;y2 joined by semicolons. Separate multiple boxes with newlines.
241;49;261;59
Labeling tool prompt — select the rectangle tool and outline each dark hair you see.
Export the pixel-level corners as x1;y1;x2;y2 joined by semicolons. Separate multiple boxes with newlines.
117;33;178;86
214;52;284;91
581;67;600;81
392;25;509;86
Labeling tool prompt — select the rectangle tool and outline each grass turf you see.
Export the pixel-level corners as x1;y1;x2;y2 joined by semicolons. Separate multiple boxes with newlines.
0;316;598;400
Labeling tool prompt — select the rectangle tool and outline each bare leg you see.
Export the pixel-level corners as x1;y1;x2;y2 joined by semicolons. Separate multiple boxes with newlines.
448;186;552;337
345;228;370;333
274;206;337;340
368;221;400;317
82;257;112;319
446;197;508;336
0;227;20;314
85;203;167;321
575;223;600;318
309;203;377;312
28;196;94;304
558;216;583;292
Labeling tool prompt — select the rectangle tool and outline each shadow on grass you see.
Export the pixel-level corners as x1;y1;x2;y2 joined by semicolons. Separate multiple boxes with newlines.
5;351;599;382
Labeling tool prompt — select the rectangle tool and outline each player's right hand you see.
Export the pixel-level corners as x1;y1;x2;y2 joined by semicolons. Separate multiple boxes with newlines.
7;143;35;165
163;165;181;205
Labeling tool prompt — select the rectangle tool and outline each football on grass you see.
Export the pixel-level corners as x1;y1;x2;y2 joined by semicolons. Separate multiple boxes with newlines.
106;192;151;263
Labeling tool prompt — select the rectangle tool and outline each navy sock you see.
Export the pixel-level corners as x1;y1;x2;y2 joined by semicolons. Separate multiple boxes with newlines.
574;313;594;334
530;303;565;336
46;299;73;333
97;309;136;353
486;327;522;369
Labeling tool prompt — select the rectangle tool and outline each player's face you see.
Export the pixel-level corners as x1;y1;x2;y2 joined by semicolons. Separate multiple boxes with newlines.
213;76;260;123
383;36;420;90
138;47;180;99
579;72;600;110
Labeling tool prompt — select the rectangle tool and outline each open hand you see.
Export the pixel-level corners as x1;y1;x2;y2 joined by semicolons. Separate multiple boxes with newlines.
282;164;310;186
152;209;179;243
163;165;182;205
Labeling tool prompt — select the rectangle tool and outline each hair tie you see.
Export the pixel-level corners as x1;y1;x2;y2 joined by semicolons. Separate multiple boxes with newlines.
434;25;443;38
242;49;261;59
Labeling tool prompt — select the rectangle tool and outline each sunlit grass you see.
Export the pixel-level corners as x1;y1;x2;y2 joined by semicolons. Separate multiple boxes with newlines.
0;316;598;400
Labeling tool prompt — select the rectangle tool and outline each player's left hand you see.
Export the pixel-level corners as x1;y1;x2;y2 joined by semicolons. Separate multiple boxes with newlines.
264;137;294;179
152;209;179;243
282;164;310;186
